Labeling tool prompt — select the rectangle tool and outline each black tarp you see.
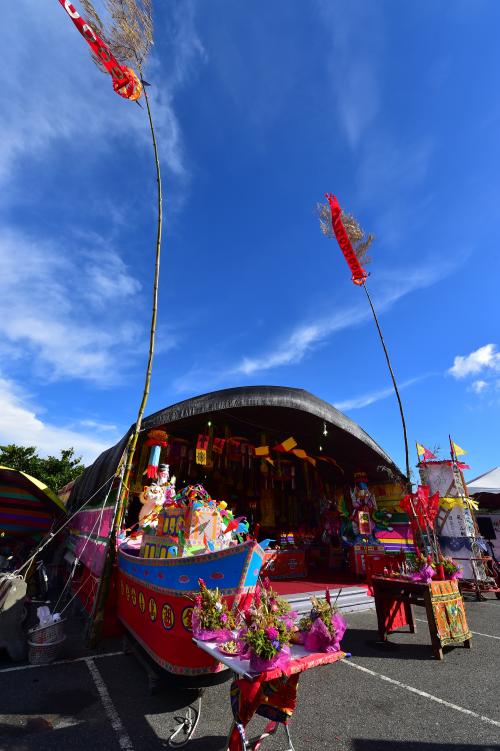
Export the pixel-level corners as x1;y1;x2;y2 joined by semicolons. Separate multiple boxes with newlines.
68;385;403;509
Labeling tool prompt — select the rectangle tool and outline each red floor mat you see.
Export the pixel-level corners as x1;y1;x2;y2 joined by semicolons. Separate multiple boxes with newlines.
271;574;369;596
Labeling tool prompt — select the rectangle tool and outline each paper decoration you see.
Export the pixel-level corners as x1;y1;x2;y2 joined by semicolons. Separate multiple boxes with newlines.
182;506;222;551
196;434;209;465
325;194;368;285
292;448;316;467
255;445;270;457
212;437;226;454
273;437;297;453
144;430;168;479
416;443;436;461
58;1;142;100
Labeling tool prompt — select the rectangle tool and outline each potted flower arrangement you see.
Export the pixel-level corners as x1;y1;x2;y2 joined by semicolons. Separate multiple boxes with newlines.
240;578;294;672
441;556;462;580
191;578;236;642
298;589;347;653
409;554;436;584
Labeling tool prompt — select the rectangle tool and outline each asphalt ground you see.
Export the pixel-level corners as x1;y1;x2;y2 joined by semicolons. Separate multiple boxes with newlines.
1;595;499;751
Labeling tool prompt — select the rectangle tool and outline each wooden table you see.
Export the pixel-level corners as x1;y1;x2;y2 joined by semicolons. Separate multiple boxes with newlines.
371;576;472;660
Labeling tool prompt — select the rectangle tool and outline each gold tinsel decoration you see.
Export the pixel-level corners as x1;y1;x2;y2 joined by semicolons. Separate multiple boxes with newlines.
316;202;374;266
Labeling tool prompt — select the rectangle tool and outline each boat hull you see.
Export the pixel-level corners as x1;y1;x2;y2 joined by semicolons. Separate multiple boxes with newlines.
117;540;263;675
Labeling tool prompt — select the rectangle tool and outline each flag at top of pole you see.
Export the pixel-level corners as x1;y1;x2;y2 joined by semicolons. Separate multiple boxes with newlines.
449;435;470;467
452;441;467;457
416;442;436;461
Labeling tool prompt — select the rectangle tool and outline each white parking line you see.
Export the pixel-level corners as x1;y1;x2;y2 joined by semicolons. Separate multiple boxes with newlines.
0;650;124;673
414;617;500;640
86;657;135;751
342;659;500;728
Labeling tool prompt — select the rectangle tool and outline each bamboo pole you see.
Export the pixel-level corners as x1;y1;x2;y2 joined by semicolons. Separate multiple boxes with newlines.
363;283;410;485
89;76;163;644
115;74;163;533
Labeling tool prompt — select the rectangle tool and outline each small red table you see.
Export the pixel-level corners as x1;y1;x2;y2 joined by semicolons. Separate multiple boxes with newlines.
371;576;472;660
262;550;307;579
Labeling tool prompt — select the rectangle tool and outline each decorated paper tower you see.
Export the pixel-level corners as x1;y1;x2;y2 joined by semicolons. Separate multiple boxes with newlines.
181;502;224;554
141;505;184;559
419;458;486;582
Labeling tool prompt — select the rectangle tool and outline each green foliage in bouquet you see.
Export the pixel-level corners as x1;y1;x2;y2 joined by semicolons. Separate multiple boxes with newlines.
299;592;338;636
242;578;294;660
193;578;236;631
440;556;461;576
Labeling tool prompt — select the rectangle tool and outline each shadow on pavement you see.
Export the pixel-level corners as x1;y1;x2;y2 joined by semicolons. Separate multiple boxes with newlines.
342;627;437;661
352;741;500;751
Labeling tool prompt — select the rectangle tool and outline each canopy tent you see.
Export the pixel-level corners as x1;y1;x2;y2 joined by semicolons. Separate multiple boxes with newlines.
467;467;500;512
64;386;404;636
68;385;404;510
0;466;66;541
467;467;500;496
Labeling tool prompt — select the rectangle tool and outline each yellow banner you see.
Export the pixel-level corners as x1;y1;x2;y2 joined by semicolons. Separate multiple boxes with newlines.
439;496;479;511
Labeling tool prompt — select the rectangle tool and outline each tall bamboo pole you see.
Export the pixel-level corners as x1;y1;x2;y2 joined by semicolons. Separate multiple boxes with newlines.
363;283;410;485
90;76;162;644
115;75;162;531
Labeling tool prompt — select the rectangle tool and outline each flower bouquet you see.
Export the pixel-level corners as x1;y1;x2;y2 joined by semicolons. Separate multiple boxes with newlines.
409;554;436;584
441;556;462;580
240;578;294;672
298;590;347;653
191;578;236;642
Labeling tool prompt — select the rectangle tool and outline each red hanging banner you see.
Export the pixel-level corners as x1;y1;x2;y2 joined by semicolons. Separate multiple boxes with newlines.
58;1;142;101
325;194;368;286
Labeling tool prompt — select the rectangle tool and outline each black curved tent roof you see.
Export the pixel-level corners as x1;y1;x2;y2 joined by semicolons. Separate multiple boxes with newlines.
69;386;402;507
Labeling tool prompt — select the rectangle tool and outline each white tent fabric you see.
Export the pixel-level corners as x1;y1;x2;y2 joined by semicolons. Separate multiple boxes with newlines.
467;467;500;495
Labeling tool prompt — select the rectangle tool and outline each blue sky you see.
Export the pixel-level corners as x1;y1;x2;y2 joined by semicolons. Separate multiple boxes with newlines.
1;0;499;481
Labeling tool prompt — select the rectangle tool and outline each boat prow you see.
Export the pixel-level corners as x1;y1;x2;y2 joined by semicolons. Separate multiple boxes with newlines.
117;540;264;675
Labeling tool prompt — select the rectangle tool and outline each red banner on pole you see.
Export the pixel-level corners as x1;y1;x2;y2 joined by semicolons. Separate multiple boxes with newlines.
325;194;368;286
58;0;142;100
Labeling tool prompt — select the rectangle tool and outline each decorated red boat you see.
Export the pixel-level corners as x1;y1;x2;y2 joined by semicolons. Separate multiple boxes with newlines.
117;538;264;675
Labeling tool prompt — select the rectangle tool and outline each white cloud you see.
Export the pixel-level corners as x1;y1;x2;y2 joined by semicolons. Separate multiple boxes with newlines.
318;3;382;148
79;419;118;433
357;138;433;203
0;377;116;465
174;261;456;394
0;228;146;384
334;375;430;412
0;1;205;186
448;344;500;379
228;266;444;377
470;380;489;394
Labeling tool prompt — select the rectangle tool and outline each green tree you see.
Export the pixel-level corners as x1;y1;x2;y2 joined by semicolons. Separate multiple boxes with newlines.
0;444;85;492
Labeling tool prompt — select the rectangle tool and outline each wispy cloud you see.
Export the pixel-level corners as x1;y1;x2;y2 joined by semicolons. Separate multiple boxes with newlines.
334;374;431;412
0;376;116;465
470;380;489;395
79;419;118;433
0;228;152;385
174;259;459;394
318;2;382;148
318;0;434;258
1;1;205;186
